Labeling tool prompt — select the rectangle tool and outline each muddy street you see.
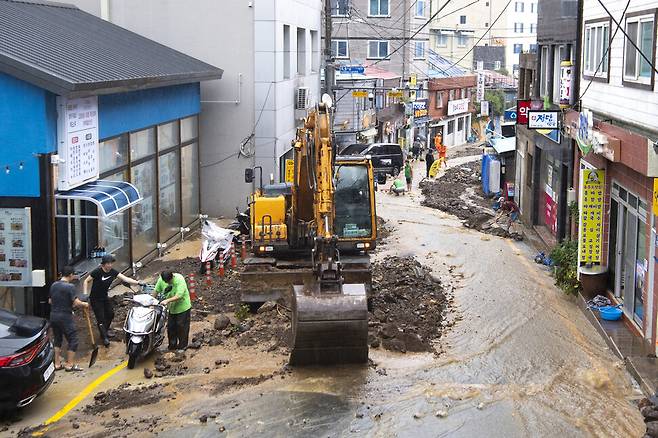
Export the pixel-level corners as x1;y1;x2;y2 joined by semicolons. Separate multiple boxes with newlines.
5;153;645;438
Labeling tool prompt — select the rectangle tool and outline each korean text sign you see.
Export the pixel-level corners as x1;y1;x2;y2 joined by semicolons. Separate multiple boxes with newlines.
57;96;99;191
516;100;531;125
528;110;559;129
579;169;605;265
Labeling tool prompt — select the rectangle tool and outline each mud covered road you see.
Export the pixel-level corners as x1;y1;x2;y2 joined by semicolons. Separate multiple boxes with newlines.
5;148;646;437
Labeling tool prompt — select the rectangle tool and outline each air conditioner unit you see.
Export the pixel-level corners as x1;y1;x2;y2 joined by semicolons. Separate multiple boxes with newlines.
295;87;309;110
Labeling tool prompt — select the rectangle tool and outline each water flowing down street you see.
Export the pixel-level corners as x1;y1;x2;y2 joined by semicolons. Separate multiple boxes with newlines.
5;153;645;438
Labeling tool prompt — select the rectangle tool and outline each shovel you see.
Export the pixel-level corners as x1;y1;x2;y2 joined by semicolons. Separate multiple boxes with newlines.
83;307;99;368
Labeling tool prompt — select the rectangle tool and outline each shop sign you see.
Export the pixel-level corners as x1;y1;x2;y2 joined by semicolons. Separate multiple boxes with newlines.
0;208;32;287
476;72;485;102
578;169;605;265
516;100;531;125
538;128;561;144
559;61;574;109
285;159;294;183
410;73;417;87
339;65;364;74
504;108;516;121
352;90;368;98
576;110;594;154
57;96;99;191
413;100;428;120
480;101;490;117
528;110;559;129
387;90;403;98
447;98;469;116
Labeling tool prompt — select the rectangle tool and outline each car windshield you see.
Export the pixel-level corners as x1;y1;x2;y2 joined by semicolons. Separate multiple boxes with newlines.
334;165;372;238
340;144;368;155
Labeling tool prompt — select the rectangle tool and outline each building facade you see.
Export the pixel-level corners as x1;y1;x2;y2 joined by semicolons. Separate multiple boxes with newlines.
427;74;477;147
72;0;322;217
514;0;578;247
570;0;658;349
0;0;221;316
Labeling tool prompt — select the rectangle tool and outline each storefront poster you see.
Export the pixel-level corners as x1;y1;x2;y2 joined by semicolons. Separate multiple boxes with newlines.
544;191;558;236
579;169;605;265
57;96;99;191
0;208;32;287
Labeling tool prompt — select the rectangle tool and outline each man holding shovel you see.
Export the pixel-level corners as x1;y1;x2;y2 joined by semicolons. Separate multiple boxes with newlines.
49;266;89;372
83;255;143;347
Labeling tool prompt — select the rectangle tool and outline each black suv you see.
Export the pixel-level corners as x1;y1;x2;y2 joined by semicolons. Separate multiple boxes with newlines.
340;143;404;178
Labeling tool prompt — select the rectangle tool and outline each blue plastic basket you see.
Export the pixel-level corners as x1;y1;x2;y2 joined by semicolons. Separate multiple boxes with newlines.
598;306;623;321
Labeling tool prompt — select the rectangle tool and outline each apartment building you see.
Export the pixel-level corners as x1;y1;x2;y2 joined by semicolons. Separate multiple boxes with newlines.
70;0;322;217
429;0;537;75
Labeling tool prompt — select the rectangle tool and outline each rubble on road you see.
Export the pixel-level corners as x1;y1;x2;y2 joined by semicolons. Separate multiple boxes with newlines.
639;397;658;437
420;160;523;240
368;256;450;353
83;383;172;414
377;216;393;247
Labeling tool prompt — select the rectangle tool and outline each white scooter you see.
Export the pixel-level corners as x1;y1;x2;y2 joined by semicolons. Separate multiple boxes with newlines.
123;287;167;369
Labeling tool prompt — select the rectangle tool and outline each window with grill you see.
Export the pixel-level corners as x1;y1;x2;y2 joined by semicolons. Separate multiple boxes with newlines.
584;21;609;78
623;14;655;84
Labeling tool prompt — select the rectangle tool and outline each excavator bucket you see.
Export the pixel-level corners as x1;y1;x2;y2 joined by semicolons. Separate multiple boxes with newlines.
289;282;369;366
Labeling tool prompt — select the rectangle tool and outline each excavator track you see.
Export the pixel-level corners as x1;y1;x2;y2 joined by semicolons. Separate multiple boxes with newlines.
290;282;368;366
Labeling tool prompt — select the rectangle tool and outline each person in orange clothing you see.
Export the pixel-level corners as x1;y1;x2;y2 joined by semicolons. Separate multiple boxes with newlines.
434;133;447;168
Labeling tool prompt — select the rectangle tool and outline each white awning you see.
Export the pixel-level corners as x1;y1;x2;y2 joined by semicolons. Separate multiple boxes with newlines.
55;180;142;219
490;137;516;154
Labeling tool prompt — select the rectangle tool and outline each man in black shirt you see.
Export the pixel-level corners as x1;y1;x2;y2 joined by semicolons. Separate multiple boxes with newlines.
83;255;142;347
49;266;88;371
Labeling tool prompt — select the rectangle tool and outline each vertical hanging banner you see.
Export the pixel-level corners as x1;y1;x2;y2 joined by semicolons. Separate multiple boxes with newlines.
559;61;574;109
516;99;531;125
579;169;605;266
285;159;295;183
480;100;489;117
57;96;99;191
476;72;485;102
653;178;658;217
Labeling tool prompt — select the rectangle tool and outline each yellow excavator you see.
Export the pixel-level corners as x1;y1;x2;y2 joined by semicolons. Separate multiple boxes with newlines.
241;102;377;365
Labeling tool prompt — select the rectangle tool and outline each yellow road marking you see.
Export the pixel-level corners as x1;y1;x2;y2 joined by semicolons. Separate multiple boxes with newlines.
32;361;128;436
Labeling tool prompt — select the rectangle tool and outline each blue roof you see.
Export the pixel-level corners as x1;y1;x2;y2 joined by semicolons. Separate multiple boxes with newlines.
427;50;469;78
56;180;142;218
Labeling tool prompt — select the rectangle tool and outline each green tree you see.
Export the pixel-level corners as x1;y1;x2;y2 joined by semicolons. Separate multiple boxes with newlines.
484;89;505;116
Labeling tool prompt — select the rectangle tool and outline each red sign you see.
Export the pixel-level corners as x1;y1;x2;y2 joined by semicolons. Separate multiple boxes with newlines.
517;100;531;125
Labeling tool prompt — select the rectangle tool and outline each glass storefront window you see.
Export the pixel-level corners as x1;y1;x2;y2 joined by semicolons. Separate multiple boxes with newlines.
99;135;129;173
181;143;199;227
181;116;198;143
158;121;180;151
159;151;181;241
131;159;158;260
99;171;130;271
130;128;156;161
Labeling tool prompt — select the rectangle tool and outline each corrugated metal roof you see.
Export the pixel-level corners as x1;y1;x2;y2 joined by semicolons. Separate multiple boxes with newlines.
427;50;468;78
0;0;223;96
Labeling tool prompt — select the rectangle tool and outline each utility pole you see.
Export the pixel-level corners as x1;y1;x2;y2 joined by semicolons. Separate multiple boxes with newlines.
324;0;334;97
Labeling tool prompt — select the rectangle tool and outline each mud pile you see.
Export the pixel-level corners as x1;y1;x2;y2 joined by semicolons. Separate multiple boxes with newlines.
83;383;172;414
368;256;448;353
447;145;484;159
420;160;522;240
639;397;658;437
376;216;393;247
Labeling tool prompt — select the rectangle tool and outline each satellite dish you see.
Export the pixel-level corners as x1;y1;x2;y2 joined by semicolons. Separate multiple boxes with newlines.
321;93;333;109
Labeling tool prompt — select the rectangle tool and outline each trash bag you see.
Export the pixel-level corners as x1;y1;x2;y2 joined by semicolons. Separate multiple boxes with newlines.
200;220;236;263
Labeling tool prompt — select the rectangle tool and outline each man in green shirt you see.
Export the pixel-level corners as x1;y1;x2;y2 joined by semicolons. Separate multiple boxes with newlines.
154;270;192;352
390;178;406;196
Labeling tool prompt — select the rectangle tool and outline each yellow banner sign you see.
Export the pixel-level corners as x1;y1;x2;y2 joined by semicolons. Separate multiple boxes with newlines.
388;90;403;98
579;169;605;265
410;73;417;87
352;91;368;98
653;178;658;216
285;159;294;183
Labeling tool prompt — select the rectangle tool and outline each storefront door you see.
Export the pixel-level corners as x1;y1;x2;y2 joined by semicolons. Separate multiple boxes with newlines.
611;182;648;326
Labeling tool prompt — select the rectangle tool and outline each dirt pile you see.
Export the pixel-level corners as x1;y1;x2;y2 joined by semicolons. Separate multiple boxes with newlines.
420;160;522;240
83;383;172;414
376;216;392;246
368;256;448;353
447;145;484;159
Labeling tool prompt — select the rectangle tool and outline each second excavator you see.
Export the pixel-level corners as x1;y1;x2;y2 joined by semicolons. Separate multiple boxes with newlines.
241;100;377;365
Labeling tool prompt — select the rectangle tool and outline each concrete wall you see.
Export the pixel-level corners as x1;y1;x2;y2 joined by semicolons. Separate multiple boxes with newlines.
537;0;578;44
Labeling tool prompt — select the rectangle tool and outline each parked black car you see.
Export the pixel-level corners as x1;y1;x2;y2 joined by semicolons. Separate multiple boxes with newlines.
0;308;55;411
340;143;404;178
